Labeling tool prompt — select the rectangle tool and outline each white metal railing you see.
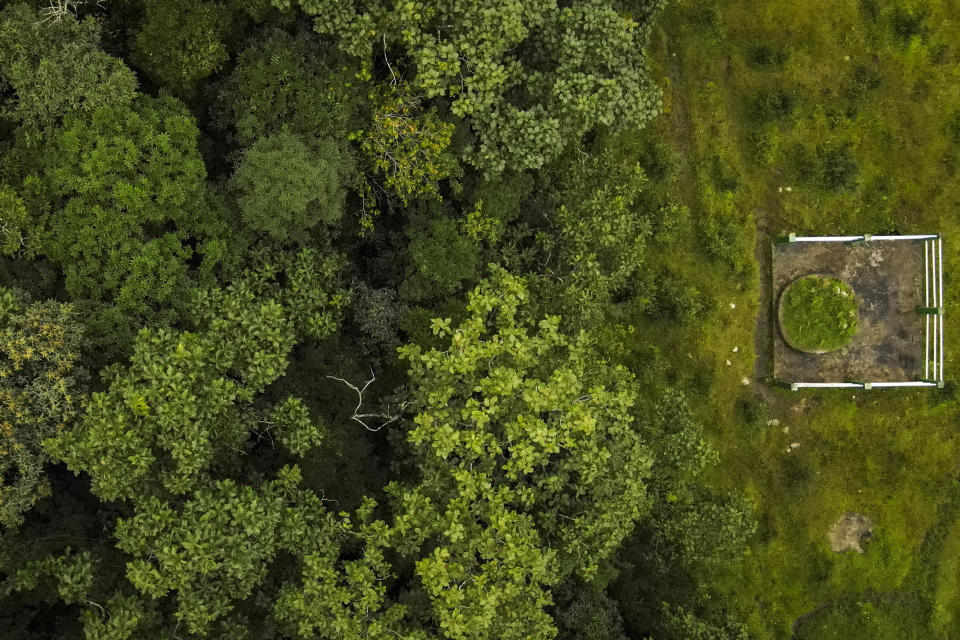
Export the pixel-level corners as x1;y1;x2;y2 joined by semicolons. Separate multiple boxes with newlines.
922;236;944;383
785;234;939;242
790;381;939;388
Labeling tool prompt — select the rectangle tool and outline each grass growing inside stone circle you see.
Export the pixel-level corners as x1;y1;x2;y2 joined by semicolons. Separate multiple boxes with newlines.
780;276;858;352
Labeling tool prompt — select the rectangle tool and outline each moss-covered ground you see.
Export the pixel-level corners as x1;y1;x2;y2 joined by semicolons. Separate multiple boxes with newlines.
617;0;960;637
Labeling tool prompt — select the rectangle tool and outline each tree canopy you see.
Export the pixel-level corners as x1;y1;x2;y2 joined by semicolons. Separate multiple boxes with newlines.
0;2;766;639
282;0;665;173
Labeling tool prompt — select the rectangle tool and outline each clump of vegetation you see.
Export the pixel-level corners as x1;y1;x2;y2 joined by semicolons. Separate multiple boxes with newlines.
780;276;858;352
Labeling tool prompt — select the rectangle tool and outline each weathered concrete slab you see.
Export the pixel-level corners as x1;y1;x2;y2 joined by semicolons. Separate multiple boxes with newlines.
772;240;924;382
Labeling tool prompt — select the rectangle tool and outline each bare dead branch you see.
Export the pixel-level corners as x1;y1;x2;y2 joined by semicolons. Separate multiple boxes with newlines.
326;369;408;432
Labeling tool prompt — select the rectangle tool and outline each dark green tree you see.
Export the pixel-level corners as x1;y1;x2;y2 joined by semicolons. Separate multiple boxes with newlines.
401;215;481;303
130;0;233;98
533;139;653;331
230;131;347;241
12;95;227;347
217;28;359;147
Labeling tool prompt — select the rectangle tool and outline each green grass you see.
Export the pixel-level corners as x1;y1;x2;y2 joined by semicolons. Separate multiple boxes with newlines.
792;596;930;640
628;0;960;637
780;276;858;352
931;511;960;635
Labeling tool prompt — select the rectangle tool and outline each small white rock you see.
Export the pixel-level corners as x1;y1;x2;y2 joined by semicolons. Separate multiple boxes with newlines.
782;426;789;434
732;346;739;353
778;187;783;193
770;418;780;427
785;186;793;192
741;377;750;386
790;442;801;449
726;359;732;366
730;302;736;309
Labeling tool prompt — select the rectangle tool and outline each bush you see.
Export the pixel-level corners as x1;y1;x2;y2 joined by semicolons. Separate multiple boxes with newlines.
651;276;705;324
636;138;677;183
888;5;926;42
709;155;740;191
844;65;883;103
652;203;690;247
793;596;931;640
816;144;859;191
734;398;768;431
948;108;960;144
748;88;795;123
703;216;745;269
746;44;789;68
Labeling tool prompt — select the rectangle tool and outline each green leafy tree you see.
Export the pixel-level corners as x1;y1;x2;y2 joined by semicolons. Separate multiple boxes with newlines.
230;131;347;241
0;186;27;256
48;250;348;501
80;594;163;640
115;468;301;635
280;0;665;173
3;548;95;606
0;3;137;134
534;141;653;331
391;267;653;638
130;0;233;98
352;83;457;207
14;95;225;346
273;497;421;640
0;289;87;529
391;483;558;640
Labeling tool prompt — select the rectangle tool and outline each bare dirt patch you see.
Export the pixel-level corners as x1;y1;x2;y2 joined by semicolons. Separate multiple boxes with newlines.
829;512;875;554
772;240;924;382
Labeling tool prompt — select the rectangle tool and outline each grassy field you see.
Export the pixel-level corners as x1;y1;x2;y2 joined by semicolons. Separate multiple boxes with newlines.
633;0;960;637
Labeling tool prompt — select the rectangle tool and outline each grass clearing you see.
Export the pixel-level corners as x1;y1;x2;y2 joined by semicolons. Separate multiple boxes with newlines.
630;0;960;637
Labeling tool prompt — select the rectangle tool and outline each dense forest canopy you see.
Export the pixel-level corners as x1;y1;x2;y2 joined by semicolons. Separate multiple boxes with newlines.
2;0;960;639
